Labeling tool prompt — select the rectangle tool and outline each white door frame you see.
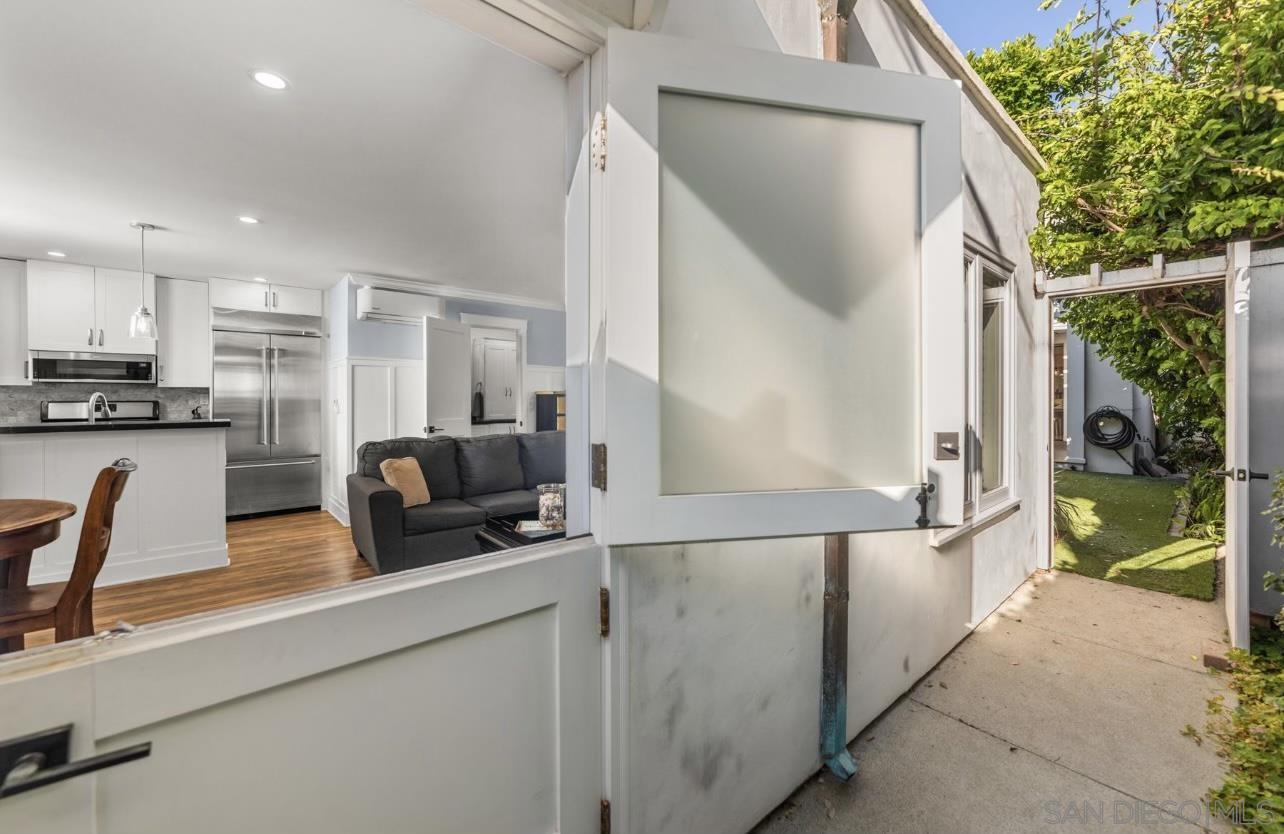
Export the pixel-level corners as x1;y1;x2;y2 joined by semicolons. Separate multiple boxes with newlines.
461;313;529;431
1038;242;1251;648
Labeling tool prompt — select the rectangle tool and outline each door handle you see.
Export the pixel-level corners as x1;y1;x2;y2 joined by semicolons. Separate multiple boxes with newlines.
272;291;278;309
271;346;280;445
1250;470;1270;481
98;329;104;347
88;327;94;346
260;347;270;445
0;725;150;800
427;425;443;434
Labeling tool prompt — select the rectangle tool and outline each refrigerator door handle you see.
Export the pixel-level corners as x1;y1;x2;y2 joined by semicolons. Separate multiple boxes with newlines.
272;346;281;445
260;347;270;446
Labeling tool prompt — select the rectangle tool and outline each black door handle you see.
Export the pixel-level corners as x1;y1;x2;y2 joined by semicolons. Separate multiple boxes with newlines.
1249;470;1270;481
426;425;443;434
1212;469;1234;479
0;725;150;800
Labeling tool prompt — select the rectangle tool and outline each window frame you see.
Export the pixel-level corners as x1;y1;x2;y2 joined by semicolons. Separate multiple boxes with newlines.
963;251;1014;520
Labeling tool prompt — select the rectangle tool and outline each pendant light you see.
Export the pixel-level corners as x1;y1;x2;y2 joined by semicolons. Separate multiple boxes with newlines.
128;222;157;340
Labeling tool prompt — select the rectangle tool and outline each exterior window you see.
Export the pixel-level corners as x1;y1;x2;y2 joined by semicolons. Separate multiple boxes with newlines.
964;255;1012;515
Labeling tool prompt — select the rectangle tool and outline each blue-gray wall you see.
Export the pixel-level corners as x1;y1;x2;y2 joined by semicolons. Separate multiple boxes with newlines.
334;278;565;365
1248;254;1284;618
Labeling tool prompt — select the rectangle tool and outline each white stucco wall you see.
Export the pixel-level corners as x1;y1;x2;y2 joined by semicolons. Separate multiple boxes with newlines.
609;3;1045;832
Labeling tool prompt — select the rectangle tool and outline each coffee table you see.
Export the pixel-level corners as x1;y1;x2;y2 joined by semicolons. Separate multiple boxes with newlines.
476;512;567;553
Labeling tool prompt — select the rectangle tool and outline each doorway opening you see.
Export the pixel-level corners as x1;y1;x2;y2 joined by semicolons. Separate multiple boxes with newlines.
1046;273;1228;608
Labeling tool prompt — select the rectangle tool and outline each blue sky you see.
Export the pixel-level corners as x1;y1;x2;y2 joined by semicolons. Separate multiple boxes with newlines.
921;0;1137;54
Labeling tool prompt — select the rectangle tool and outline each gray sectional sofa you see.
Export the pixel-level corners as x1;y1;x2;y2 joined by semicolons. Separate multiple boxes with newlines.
346;431;565;574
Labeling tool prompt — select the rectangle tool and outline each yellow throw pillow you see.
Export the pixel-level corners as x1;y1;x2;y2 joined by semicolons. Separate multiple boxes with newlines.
379;457;431;508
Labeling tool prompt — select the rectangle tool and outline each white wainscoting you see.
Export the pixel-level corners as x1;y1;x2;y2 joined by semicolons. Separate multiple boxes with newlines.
0;428;229;586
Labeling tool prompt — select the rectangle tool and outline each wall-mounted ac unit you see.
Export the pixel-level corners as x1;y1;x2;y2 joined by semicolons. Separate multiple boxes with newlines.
356;286;444;324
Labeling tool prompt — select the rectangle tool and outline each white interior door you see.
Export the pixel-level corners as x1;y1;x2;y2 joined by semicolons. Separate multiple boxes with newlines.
424;316;473;437
0;540;602;834
1224;241;1252;648
595;30;964;545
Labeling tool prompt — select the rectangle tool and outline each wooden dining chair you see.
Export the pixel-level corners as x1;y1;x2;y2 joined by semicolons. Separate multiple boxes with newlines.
0;458;136;646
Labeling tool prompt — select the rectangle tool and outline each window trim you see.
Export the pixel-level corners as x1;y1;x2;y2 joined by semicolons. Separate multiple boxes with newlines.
963;252;1014;521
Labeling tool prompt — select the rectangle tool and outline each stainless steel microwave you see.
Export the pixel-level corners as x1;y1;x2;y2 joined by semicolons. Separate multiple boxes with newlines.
29;351;157;384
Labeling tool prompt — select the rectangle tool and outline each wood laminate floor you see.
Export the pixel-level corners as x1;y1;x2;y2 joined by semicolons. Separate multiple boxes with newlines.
24;510;373;649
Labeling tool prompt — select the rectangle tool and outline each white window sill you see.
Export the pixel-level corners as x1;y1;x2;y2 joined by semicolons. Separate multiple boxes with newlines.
930;497;1022;548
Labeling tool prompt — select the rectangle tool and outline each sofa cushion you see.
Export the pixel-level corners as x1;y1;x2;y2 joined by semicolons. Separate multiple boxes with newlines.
517;431;566;489
402;499;486;535
464;489;538;518
379;457;431;508
456;436;525;497
358;437;461;500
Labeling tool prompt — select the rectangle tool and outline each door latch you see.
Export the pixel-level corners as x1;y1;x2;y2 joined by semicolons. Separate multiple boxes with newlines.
1213;469;1270;482
0;725;151;800
934;432;960;461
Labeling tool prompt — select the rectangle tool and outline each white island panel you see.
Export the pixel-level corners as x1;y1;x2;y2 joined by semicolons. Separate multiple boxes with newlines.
0;428;228;586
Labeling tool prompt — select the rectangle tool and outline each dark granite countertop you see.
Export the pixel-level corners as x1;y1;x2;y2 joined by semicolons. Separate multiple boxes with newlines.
0;419;231;435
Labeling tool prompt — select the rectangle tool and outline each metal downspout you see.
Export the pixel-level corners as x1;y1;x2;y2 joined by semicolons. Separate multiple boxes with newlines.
820;534;858;780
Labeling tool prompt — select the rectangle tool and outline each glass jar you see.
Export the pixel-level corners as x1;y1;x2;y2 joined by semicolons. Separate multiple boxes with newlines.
537;483;566;530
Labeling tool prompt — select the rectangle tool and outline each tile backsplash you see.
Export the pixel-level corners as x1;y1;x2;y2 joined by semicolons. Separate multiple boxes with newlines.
0;384;209;424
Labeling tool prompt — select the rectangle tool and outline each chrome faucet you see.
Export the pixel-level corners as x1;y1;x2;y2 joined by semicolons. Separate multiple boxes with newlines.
87;391;110;424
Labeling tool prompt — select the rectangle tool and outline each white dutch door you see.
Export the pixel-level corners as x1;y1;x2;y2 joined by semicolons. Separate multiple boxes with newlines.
0;542;602;834
423;316;473;438
595;30;965;544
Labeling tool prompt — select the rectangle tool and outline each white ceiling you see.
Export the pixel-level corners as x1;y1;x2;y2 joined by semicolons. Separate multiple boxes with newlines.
0;0;569;304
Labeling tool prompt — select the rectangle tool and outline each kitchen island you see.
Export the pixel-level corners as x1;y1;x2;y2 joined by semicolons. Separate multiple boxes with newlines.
0;421;230;585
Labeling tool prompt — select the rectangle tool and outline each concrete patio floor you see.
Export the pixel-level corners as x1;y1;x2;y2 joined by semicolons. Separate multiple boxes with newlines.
754;571;1233;833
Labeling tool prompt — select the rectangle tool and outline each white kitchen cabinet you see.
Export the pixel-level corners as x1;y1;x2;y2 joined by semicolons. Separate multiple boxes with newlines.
0;259;29;384
94;267;156;353
26;260;97;351
157;277;211;388
210;276;270;311
26;260;155;354
482;339;518;421
210;276;321;316
271;283;323;316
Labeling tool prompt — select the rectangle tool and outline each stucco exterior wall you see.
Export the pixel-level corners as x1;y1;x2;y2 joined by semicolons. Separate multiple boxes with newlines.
610;2;1045;832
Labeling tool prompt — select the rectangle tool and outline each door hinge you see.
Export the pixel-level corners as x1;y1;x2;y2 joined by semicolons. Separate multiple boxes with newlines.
591;443;607;491
599;587;610;638
601;798;611;834
591;111;607;172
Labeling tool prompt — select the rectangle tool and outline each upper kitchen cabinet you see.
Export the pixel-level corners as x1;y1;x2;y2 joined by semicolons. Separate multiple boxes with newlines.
270;284;322;317
95;267;156;354
210;277;321;317
156;277;211;388
26;260;97;352
26;260;155;354
0;259;29;385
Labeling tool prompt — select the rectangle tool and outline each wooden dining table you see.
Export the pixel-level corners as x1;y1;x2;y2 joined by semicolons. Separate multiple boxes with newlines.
0;499;77;653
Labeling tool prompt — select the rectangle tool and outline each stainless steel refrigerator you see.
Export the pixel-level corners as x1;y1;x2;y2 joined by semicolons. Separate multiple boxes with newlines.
212;309;322;517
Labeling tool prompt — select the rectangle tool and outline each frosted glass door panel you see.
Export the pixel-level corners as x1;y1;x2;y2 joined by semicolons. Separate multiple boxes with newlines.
658;92;920;495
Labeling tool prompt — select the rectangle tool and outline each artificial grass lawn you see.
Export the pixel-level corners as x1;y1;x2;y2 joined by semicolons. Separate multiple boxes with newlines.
1054;469;1218;601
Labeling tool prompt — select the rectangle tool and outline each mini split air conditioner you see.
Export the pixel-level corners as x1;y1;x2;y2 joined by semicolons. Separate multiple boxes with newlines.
356;286;444;324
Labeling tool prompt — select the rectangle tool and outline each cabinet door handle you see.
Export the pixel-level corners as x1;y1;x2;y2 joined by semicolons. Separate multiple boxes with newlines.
98;329;104;347
264;290;269;309
22;360;27;380
87;328;94;346
158;363;164;383
272;291;278;309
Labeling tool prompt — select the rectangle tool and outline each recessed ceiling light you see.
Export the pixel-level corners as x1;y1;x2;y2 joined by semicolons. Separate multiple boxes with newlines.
46;250;66;258
238;216;260;225
252;276;267;283
251;70;289;91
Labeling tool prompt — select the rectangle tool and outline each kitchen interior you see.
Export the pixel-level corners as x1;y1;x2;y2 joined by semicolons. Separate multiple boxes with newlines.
0;0;570;653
